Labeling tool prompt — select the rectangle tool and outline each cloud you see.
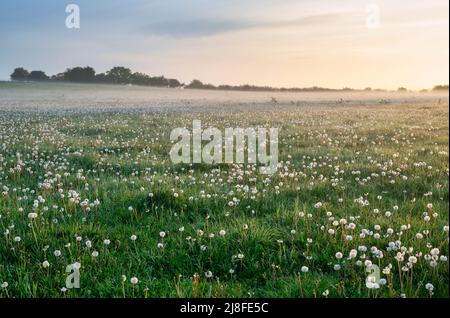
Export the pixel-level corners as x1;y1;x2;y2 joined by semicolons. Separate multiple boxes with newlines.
142;19;254;37
141;13;357;38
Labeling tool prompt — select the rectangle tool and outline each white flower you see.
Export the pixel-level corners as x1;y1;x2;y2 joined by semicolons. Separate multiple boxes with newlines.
301;266;309;273
333;264;341;271
130;277;139;285
1;282;8;288
28;212;38;219
408;256;417;264
430;248;440;256
130;235;137;241
92;250;99;257
425;283;434;291
54;250;61;257
159;231;166;238
103;239;111;245
219;230;226;236
14;236;21;242
335;252;343;259
42;260;50;268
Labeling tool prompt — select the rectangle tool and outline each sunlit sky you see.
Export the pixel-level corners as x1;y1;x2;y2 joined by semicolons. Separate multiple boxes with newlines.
0;0;448;89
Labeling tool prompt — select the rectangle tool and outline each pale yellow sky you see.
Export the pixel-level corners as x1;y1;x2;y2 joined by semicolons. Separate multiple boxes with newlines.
1;0;449;89
138;1;449;90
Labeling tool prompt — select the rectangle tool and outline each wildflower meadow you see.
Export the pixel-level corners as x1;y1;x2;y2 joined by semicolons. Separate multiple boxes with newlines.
0;83;448;298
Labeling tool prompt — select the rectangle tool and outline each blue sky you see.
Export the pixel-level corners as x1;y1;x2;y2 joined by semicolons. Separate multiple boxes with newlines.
0;0;448;89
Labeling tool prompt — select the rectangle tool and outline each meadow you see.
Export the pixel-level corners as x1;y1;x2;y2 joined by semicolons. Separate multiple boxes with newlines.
0;83;448;298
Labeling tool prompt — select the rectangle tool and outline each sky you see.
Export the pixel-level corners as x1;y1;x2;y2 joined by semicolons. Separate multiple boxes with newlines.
0;0;448;89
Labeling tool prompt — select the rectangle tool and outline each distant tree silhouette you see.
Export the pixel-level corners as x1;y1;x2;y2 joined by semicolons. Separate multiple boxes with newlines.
168;78;181;88
188;79;208;89
28;70;49;81
64;66;96;82
106;66;132;84
94;73;108;83
11;66;429;92
130;72;150;85
51;73;66;81
10;67;29;81
433;85;449;91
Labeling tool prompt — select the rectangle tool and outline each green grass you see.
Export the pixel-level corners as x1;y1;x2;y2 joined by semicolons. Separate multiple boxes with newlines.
0;102;448;298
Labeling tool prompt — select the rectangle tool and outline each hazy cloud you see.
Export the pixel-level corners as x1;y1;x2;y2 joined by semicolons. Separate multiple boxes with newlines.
142;13;358;38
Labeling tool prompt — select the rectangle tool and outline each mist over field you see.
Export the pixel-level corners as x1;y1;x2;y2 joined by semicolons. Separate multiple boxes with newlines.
0;82;447;112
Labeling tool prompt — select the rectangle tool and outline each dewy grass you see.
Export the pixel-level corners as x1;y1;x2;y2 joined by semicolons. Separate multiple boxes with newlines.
0;93;448;298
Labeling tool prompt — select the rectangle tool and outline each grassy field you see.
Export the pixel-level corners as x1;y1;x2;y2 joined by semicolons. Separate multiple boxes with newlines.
0;86;448;298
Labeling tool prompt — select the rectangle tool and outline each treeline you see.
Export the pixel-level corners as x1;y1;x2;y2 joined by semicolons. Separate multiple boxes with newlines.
9;67;449;92
186;79;346;92
10;66;182;88
432;85;449;91
10;66;338;91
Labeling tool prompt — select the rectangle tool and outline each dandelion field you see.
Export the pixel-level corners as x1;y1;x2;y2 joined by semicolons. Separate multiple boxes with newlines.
0;83;448;298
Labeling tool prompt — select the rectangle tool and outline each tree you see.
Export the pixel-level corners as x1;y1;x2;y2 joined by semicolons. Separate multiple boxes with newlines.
64;66;96;82
397;87;408;92
187;79;205;89
168;78;181;88
28;70;49;81
106;67;132;84
130;72;150;85
10;67;29;81
95;73;108;83
51;73;65;81
432;85;449;91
